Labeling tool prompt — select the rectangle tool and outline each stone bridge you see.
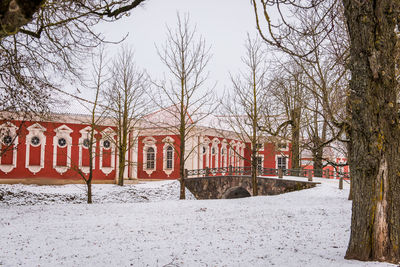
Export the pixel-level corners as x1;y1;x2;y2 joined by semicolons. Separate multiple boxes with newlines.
184;175;319;200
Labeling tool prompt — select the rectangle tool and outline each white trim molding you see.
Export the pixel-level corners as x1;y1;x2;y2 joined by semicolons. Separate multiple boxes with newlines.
211;138;220;169
143;136;157;176
78;126;97;174
99;127;116;175
221;140;228;169
53;125;73;175
275;154;289;170
25;123;46;174
162;136;175;177
0;122;18;173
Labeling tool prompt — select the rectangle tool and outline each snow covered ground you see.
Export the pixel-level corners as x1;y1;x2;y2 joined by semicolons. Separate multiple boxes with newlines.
0;178;395;267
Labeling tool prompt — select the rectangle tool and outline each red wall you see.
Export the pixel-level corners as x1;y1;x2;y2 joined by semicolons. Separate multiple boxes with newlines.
137;135;181;179
0;121;116;181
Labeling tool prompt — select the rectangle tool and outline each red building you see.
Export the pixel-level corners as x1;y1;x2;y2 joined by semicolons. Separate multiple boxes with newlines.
0;112;292;184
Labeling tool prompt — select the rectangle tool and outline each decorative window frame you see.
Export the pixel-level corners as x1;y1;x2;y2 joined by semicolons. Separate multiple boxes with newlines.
162;136;175;177
202;137;211;168
78;126;97;174
211;138;220;168
276;154;289;170
53;125;73;175
0;122;18;173
221;140;227;168
229;141;236;167
143;136;157;176
256;154;264;172
99;127;116;175
25;123;46;174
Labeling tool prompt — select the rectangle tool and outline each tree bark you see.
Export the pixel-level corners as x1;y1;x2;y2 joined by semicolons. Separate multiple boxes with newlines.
87;180;92;204
313;146;324;177
290;108;301;172
343;0;400;262
0;0;44;39
179;131;185;200
251;145;258;196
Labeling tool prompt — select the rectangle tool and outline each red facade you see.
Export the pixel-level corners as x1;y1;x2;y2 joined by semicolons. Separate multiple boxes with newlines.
1;115;334;183
0;120;117;182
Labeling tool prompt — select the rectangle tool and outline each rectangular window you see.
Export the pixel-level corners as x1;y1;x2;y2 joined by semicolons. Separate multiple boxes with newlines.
166;150;173;169
256;156;263;171
146;148;155;170
277;157;287;170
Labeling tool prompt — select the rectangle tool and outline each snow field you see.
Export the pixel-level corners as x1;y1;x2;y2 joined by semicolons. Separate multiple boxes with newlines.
0;179;395;267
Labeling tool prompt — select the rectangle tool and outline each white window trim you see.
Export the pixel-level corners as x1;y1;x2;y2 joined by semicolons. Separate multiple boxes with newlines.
256;154;264;172
78;126;97;174
229;141;236;167
211;138;220;169
143;136;157;176
163;144;174;177
202;138;211;168
25;123;46;175
99;127;116;176
275;155;289;170
0;122;18;173
53;125;73;175
221;140;228;169
162;136;175;177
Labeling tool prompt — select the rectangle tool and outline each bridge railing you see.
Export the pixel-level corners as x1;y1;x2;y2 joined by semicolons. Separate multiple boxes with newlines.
186;166;350;180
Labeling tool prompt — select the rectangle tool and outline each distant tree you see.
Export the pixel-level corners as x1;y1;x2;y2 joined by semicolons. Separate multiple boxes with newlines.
104;47;149;186
71;48;108;204
154;13;214;199
266;66;307;173
220;35;269;196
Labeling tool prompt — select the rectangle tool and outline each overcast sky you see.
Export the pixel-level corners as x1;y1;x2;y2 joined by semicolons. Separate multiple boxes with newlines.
99;0;259;92
64;0;266;113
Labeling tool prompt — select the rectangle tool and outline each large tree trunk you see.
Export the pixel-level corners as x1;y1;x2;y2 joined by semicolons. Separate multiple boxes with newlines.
290;108;301;172
0;0;44;39
313;146;324;177
251;147;258;196
179;138;185;200
117;145;126;186
343;0;400;263
87;180;92;204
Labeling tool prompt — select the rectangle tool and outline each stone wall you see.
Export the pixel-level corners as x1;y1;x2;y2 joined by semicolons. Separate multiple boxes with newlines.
185;176;319;199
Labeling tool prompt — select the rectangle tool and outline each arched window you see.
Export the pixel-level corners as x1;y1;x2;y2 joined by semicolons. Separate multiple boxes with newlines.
146;147;155;170
166;146;173;170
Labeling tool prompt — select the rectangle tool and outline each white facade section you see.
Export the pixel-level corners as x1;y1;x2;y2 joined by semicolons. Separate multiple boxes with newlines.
25;123;46;174
0;122;18;173
53;125;73;175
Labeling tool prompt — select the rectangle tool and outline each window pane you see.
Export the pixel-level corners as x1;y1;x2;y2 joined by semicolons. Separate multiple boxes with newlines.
166;146;173;169
147;147;155;169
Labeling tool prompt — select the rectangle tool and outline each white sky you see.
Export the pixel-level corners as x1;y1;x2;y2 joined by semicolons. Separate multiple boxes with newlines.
97;0;260;95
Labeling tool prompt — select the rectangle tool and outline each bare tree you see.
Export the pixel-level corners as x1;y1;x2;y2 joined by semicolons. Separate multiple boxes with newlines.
153;13;213;199
267;65;307;173
251;0;400;262
0;0;146;134
104;47;149;186
220;35;269;196
71;48;108;204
